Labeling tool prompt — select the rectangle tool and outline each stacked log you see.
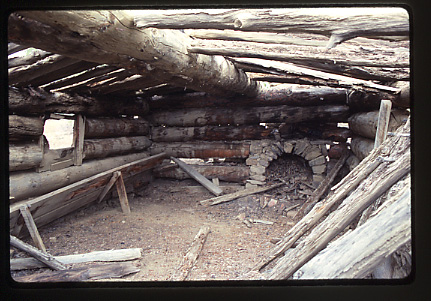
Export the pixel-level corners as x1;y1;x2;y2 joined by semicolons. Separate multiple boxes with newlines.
9;115;44;172
348;109;409;160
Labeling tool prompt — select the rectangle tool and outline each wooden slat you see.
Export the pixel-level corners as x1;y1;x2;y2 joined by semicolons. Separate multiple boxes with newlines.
19;205;46;252
73;114;85;166
171;157;223;196
115;172;131;215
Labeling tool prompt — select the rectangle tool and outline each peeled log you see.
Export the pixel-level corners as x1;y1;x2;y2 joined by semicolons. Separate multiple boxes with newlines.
350;136;375;161
154;164;250;183
9;115;44;141
83;136;151;160
150;142;250;159
85;118;150;138
9;152;150;202
9;142;43;172
348;109;409;139
8;87;149;117
151;125;271;142
149;105;350;127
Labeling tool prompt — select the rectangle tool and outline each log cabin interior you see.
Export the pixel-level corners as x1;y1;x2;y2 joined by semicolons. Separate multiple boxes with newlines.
7;7;412;282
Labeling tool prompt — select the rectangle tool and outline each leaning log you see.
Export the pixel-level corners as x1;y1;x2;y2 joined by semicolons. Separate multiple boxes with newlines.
84;118;150;138
9;115;44;141
83;136;152;160
8;87;149;117
149;142;250;159
9;142;43;172
348;109;409;139
15;11;262;97
149;85;348;111
151;125;271;142
149;105;350;127
133;7;409;47
350;136;377;161
9;152;151;202
293;185;411;279
154;164;250;183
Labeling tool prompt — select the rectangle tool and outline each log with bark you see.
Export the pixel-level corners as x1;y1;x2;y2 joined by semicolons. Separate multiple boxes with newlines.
85;118;150;138
13;262;139;282
348;109;409;139
8;115;44;141
149;85;348;111
292;185;410;279
149;141;250;159
8;87;150;117
149;105;350;127
9;142;43;172
154;164;250;183
12;11;262;97
133;8;409;48
350;136;375;161
9;152;151;202
151;125;271;142
83;136;152;160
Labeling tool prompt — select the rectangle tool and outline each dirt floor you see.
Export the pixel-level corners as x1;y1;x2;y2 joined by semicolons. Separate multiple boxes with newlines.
10;156;317;282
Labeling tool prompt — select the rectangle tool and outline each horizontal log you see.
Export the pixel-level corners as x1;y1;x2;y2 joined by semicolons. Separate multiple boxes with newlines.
8;48;52;68
9;152;151;202
149;85;348;111
134;8;409;47
149;142;250;159
9;142;43;172
350;136;375;161
11;248;142;271
85;118;150;138
154;164;250;183
151;125;271;142
83;136;152;160
9;115;44;141
8;87;149;116
149;105;350;127
348;110;409;139
8;42;27;55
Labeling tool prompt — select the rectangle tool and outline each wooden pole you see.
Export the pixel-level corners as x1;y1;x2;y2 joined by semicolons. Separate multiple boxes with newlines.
170;225;210;281
374;100;393;148
19;205;47;252
97;171;120;203
115;171;131;215
73;114;85;166
10;235;67;270
171;157;223;196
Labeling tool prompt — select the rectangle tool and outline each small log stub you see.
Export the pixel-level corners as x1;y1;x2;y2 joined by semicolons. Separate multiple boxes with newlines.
9;142;43;172
151;125;271;142
149;105;350;127
85;118;150;138
374;100;393;148
348;109;409;139
9;115;44;141
150;141;250;159
83;136;152;160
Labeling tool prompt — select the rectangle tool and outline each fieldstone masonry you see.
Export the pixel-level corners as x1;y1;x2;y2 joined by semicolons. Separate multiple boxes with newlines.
245;139;331;188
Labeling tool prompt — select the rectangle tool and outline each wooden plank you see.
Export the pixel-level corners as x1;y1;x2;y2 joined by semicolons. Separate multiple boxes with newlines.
115;172;131;215
19;205;46;252
97;171;120;203
10;235;67;271
10;153;166;237
13;262;139;282
73;114;85;166
171;157;223;196
170;225;210;281
374;99;393;148
293;186;410;279
11;248;142;271
200;183;284;206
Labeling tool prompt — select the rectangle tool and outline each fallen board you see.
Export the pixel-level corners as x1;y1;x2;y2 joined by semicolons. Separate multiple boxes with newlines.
10;153;166;237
